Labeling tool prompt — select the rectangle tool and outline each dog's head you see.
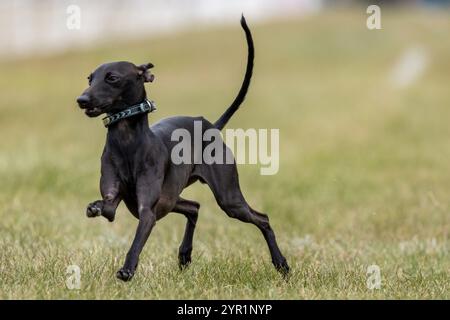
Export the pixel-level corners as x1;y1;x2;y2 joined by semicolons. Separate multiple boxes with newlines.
76;61;155;117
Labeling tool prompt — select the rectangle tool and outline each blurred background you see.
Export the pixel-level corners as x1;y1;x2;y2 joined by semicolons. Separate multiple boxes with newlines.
0;0;449;299
1;0;450;58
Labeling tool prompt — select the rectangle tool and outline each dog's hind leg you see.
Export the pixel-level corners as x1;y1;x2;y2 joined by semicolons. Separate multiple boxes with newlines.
172;197;200;268
195;163;290;276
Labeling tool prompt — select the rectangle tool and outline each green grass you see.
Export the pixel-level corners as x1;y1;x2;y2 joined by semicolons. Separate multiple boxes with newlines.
0;9;449;299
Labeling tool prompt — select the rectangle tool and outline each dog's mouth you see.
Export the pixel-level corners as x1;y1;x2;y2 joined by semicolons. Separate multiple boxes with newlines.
84;108;103;117
84;104;110;117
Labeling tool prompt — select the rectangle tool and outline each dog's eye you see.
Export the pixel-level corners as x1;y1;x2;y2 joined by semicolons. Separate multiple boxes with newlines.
87;74;93;86
105;73;120;83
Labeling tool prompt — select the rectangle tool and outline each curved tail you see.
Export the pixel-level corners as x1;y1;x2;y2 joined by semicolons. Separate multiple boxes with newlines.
214;15;254;131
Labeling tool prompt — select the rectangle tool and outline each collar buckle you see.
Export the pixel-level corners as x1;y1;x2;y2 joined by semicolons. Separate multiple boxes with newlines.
146;100;156;113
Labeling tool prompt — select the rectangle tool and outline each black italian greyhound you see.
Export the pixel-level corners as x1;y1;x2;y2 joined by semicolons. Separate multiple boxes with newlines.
76;16;289;281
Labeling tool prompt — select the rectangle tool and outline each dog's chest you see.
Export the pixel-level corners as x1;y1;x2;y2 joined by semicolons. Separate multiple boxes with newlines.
103;143;145;186
112;153;141;185
103;126;158;190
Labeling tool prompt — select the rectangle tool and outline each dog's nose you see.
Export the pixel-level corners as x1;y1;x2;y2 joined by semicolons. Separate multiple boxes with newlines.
77;95;90;108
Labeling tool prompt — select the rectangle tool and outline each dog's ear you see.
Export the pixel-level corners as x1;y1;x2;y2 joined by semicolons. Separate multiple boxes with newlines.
137;63;155;83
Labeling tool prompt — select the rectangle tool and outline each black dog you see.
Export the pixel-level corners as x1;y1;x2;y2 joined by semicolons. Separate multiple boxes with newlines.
76;16;289;281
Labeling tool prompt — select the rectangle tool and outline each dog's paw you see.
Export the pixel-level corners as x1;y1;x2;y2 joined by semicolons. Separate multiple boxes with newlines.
116;268;135;282
274;258;290;279
178;253;192;270
86;201;103;218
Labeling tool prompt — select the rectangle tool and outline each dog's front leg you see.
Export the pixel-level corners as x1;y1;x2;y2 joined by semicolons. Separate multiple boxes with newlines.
86;161;121;222
116;176;162;281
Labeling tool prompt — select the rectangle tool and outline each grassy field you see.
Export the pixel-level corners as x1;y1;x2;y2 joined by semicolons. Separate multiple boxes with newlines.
0;9;449;299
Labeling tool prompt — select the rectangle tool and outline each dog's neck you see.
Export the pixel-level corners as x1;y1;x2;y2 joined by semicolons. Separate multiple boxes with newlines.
105;95;153;146
110;113;149;132
106;113;151;148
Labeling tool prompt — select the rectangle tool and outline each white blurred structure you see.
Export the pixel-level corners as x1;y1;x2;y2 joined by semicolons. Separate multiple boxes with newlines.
0;0;323;58
390;46;429;88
